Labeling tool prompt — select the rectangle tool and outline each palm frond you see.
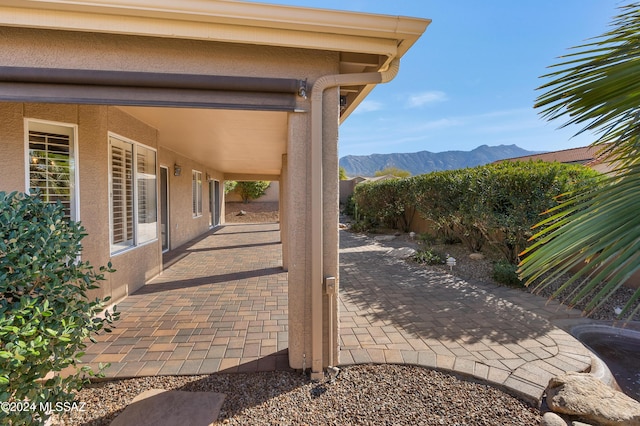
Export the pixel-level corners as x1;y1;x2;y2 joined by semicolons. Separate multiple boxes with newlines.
520;2;640;319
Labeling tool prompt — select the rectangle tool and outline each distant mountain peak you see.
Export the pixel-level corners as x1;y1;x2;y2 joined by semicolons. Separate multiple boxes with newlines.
339;144;542;177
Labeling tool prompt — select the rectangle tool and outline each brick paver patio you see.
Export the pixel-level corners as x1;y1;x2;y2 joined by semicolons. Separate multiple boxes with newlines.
79;222;289;377
338;230;593;404
79;221;594;405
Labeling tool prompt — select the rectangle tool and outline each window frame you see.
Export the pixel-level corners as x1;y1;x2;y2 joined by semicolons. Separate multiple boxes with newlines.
192;169;203;218
24;119;80;222
108;132;158;255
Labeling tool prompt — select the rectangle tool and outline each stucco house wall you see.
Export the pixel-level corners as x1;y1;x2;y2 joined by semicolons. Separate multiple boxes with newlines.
0;0;429;376
158;147;225;250
0;101;232;300
0;24;339;371
0;103;166;300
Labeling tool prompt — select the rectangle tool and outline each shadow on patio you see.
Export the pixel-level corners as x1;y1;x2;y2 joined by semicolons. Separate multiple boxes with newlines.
338;230;591;402
78;222;289;378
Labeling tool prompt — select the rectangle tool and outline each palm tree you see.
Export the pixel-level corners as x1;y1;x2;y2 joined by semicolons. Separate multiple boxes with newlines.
519;3;640;319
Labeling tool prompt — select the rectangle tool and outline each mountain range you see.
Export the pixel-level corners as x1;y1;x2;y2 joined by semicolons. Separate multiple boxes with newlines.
339;144;542;177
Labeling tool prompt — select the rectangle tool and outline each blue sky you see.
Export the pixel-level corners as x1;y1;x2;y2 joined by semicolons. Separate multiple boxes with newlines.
247;0;622;157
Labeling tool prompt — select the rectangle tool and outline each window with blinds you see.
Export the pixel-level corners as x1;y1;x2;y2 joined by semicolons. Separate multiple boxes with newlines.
110;138;134;252
27;122;76;221
192;170;202;217
109;135;157;254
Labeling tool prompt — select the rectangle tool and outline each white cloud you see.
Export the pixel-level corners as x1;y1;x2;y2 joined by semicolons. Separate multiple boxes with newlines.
352;100;384;114
406;91;448;108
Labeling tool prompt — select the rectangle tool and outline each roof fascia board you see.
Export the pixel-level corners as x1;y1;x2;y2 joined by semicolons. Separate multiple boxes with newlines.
0;1;429;58
0;0;429;39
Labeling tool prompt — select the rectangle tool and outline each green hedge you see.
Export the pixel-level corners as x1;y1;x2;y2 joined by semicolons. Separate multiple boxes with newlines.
352;161;603;263
352;178;416;232
0;192;118;425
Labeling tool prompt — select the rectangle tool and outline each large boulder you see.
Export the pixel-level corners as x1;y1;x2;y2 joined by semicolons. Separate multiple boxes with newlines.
546;372;640;426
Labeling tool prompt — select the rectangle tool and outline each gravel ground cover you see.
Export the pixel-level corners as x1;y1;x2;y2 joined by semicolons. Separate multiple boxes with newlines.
55;364;540;425
411;237;640;322
225;201;279;223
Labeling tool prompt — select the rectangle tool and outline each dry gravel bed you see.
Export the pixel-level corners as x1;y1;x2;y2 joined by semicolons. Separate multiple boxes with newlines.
408;237;640;322
56;365;540;425
224;201;279;224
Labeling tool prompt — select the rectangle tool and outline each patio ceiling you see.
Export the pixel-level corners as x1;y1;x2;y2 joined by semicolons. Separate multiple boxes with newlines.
0;0;430;179
120;106;288;177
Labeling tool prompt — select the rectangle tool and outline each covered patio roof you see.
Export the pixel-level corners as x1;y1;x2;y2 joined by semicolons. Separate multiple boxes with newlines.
0;0;430;175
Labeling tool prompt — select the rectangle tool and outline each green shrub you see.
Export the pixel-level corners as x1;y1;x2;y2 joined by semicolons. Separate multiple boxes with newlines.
231;181;270;203
492;260;523;287
349;219;372;233
413;168;487;252
478;161;602;264
352;178;417;232
416;232;438;246
351;162;602;263
0;192;119;425
413;161;603;262
413;248;445;265
344;194;356;217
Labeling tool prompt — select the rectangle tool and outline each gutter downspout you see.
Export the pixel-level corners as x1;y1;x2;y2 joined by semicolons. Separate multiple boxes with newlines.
309;59;400;379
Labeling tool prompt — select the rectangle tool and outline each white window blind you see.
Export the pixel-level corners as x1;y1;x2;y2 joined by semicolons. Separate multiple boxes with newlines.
110;138;134;251
109;135;157;254
27;123;76;220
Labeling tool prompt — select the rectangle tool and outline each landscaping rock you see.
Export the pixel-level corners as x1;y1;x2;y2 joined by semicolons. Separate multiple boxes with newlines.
541;411;570;426
374;235;396;241
546;372;640;426
469;252;485;260
110;389;225;426
388;247;416;259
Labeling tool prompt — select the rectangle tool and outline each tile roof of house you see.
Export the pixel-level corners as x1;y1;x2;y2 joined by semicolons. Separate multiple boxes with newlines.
496;145;610;166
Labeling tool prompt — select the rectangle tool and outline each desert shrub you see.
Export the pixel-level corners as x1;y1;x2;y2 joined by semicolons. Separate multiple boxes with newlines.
413;161;603;262
344;194;356;217
231;181;270;203
416;232;438;246
492;260;523;287
352;178;417;232
413;168;486;252
0;192;119;425
349;219;372;233
353;162;602;261
478;161;603;263
224;180;237;194
413;248;445;265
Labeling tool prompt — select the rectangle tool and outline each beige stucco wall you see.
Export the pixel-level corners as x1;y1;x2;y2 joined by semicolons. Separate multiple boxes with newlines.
158;147;225;251
0;25;326;82
284;65;341;369
1;24;345;371
0;103;163;301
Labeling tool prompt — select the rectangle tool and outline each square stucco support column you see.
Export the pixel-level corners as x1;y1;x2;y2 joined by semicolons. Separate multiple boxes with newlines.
322;87;340;368
286;112;311;370
280;153;288;272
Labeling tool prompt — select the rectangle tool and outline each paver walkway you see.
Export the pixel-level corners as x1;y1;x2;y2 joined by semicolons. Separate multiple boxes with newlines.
79;222;594;405
338;230;593;405
79;222;289;378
